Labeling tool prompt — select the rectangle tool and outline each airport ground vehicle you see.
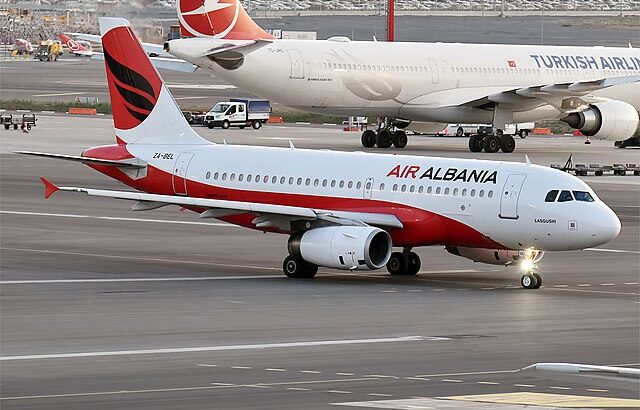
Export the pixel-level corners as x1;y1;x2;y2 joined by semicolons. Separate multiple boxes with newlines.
204;98;270;129
167;0;639;152
440;123;535;138
22;18;621;289
1;113;37;130
35;40;62;61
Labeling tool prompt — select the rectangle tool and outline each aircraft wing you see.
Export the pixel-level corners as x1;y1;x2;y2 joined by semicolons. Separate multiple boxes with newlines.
521;363;640;391
429;75;640;113
39;178;404;231
89;53;198;73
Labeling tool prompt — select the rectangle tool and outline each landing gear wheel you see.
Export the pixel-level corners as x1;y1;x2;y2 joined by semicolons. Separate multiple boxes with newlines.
361;130;376;148
376;129;393;148
456;127;464;137
469;135;484;152
499;135;516;153
521;273;539;289
283;255;317;278
386;252;408;275
392;130;408;148
406;252;421;275
532;273;542;289
221;120;230;129
483;135;500;153
252;121;262;129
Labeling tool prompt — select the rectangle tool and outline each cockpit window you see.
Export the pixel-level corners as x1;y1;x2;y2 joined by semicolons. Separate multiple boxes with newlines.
573;191;595;202
557;190;573;202
545;190;559;202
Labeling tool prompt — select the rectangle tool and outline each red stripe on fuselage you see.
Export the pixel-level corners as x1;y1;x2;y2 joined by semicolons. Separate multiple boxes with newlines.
84;145;504;249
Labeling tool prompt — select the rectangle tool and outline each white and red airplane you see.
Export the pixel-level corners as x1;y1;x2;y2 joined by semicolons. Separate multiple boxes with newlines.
19;17;621;289
58;33;95;57
165;0;640;152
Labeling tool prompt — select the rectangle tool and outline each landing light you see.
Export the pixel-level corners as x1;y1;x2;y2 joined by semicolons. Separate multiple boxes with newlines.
520;259;534;272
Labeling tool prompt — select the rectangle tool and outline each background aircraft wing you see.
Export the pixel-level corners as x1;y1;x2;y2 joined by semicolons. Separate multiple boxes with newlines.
89;53;198;73
40;179;403;231
426;75;640;113
67;32;173;58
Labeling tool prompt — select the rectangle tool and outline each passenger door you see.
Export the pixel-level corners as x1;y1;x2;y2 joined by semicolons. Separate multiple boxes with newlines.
172;152;194;196
287;49;305;79
428;58;439;84
499;173;526;219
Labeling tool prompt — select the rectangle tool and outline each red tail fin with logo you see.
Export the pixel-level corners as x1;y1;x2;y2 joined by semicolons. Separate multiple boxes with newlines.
99;18;207;145
177;0;274;40
58;33;90;54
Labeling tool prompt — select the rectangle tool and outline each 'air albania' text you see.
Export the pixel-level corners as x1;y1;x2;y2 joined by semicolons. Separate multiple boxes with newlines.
387;165;498;184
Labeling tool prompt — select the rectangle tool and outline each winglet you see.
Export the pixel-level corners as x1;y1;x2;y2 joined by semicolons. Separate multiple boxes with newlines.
40;177;59;199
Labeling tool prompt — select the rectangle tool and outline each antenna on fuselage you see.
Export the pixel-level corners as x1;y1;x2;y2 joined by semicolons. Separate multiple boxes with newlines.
525;154;532;165
289;140;295;150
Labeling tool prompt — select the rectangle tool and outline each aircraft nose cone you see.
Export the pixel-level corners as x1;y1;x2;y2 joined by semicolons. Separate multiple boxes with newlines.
594;206;621;245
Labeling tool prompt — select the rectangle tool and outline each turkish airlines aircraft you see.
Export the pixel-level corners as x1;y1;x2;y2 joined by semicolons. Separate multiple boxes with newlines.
165;0;640;152
19;17;621;289
58;33;94;57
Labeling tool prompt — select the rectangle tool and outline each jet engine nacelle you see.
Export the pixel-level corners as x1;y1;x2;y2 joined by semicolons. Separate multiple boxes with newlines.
289;226;392;270
562;100;639;141
445;246;544;266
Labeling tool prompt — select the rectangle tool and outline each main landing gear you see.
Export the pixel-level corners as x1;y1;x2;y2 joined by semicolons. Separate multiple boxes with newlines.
283;254;318;278
361;118;408;149
468;129;516;153
386;248;421;276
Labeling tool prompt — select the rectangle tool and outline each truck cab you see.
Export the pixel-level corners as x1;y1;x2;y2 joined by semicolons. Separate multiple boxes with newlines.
204;98;271;130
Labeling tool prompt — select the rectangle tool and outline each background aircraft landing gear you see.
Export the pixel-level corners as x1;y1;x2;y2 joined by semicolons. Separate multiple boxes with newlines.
468;130;516;153
360;119;408;149
521;272;542;289
283;255;318;278
386;249;420;276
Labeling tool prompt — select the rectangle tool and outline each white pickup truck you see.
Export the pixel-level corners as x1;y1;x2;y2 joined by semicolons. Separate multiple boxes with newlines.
441;123;535;138
204;98;271;130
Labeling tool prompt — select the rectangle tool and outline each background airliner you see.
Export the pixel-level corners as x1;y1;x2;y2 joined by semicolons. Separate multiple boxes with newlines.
166;0;640;152
19;17;621;289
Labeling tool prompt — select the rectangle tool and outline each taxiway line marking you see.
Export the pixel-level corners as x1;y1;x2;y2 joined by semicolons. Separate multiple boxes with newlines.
0;336;429;361
1;378;376;401
0;275;284;284
0;247;280;272
0;210;232;227
414;369;517;378
32;92;84;97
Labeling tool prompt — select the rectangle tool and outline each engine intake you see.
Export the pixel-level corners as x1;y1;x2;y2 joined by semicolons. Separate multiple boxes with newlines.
561;101;639;142
289;226;392;270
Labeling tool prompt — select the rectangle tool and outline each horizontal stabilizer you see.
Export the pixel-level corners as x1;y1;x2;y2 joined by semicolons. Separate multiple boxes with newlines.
15;151;146;169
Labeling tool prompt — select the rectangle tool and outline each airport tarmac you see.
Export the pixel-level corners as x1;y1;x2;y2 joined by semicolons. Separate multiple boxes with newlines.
1;116;639;409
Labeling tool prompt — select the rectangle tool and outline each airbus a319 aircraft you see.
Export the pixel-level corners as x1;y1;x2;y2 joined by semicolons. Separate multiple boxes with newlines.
19;17;621;289
166;0;640;152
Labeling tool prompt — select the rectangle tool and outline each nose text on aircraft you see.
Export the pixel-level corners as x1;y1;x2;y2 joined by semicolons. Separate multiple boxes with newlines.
387;165;498;184
529;54;640;70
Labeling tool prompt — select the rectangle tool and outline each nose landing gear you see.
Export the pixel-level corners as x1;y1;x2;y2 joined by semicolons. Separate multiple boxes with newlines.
521;272;542;289
519;251;542;289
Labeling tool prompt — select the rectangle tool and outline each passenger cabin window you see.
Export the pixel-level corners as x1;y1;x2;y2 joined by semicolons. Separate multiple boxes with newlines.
545;190;559;202
573;191;595;202
558;190;573;202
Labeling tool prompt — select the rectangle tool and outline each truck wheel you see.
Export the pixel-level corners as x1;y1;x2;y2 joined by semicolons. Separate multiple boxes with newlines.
222;120;230;129
456;127;464;137
207;124;214;129
4;125;9;130
238;125;245;129
519;130;528;139
252;121;262;129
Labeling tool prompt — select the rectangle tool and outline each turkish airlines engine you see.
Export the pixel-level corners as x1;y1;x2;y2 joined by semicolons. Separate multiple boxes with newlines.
19;17;621;290
165;0;640;152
